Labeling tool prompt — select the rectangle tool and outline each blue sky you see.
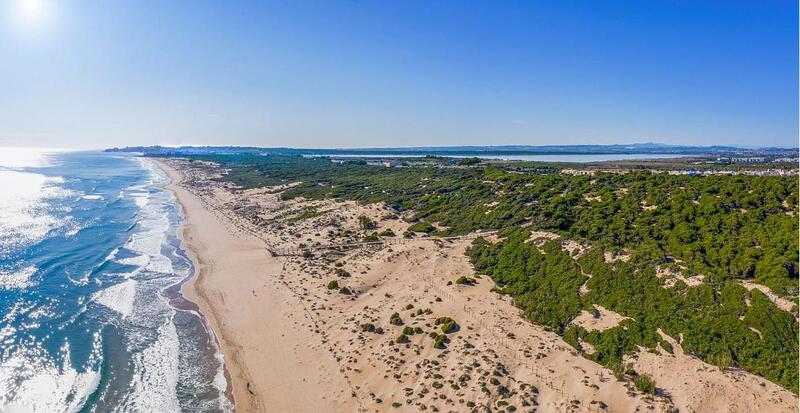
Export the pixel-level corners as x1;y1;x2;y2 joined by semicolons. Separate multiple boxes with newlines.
0;0;796;149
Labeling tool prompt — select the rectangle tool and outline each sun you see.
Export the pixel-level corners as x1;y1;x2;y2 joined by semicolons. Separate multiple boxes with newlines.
19;0;44;18
12;0;52;29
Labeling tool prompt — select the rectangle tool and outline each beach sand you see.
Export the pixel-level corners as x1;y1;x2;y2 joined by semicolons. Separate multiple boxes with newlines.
158;160;358;412
155;158;798;413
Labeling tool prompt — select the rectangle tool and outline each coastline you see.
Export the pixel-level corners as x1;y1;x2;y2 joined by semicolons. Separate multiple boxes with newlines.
156;158;255;411
154;158;236;409
153;158;353;412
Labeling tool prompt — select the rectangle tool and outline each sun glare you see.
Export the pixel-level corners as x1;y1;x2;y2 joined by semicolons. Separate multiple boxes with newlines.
19;0;44;18
11;0;52;30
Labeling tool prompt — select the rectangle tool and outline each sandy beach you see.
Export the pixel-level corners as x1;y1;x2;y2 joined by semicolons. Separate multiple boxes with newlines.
155;158;798;413
159;160;358;412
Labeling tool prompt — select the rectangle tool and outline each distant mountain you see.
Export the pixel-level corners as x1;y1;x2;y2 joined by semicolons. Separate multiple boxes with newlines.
106;143;798;157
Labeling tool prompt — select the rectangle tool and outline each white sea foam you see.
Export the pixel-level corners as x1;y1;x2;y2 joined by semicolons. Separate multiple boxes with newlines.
125;230;165;257
122;198;173;274
98;163;182;409
66;271;91;287
104;247;120;262
0;266;37;290
117;254;150;268
0;334;102;413
121;321;181;413
131;193;149;209
136;158;168;185
92;280;137;319
146;255;173;274
211;332;233;411
81;195;104;200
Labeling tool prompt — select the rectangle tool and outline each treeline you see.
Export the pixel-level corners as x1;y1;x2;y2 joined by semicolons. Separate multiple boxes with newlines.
188;154;798;297
170;153;798;391
469;230;798;391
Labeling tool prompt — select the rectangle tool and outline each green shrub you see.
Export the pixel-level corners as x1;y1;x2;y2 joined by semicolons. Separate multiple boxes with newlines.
289;206;322;222
435;317;459;333
608;360;626;380
358;215;377;230
431;333;450;349
326;280;339;290
380;229;396;237
458;157;481;166
454;276;475;286
390;313;404;325
408;222;436;234
339;286;352;295
396;334;410;344
634;374;656;394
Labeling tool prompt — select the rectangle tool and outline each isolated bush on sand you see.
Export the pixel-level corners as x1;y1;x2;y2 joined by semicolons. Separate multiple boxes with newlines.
389;312;404;326
435;317;459;334
634;374;656;394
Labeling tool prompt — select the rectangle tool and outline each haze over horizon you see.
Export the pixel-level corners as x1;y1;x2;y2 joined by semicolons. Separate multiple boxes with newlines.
1;1;797;150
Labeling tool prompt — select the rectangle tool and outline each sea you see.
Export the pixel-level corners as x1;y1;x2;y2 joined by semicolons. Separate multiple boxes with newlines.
0;149;231;412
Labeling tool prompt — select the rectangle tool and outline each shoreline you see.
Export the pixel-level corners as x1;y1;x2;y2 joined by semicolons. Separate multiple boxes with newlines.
154;159;242;410
152;158;351;412
153;159;236;409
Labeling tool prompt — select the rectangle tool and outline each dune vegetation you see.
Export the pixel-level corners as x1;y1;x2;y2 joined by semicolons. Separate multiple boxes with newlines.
165;153;798;391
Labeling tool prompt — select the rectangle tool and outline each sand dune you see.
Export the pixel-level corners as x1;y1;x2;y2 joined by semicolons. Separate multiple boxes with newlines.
156;158;798;413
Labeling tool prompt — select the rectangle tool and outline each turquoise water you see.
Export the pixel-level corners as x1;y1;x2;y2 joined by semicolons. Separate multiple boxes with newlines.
0;149;230;412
